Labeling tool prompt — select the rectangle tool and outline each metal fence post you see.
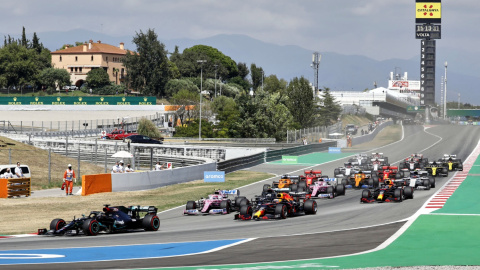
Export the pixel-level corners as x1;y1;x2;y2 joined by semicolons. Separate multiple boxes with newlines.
104;147;108;173
78;146;81;183
48;148;51;185
66;137;68;156
20;121;22;134
150;147;153;170
94;139;98;165
8;148;12;164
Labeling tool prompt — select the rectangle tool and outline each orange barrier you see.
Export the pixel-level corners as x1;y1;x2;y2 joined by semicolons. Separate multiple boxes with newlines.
0;178;8;198
82;173;112;196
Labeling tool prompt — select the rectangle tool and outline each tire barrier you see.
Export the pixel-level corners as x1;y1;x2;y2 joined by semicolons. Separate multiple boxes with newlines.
0;177;31;198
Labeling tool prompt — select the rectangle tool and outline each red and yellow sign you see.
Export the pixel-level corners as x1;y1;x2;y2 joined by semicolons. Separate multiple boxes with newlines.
416;2;441;19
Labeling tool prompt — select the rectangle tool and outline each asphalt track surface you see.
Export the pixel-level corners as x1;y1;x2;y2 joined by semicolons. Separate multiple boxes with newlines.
2;124;479;269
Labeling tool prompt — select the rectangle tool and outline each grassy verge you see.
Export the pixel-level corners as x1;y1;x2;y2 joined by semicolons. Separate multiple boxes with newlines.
0;136;105;190
347;124;402;151
0;170;273;235
341;115;373;128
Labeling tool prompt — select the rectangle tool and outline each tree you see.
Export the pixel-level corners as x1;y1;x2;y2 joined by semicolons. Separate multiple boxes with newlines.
212;96;240;137
0;43;38;89
86;68;110;89
38;68;71;90
250;63;264;91
137;117;161;139
286;77;317;128
231;89;293;141
21;26;29;48
164;78;198;98
263;75;287;94
172;45;238;80
122;29;170;96
318;87;342;126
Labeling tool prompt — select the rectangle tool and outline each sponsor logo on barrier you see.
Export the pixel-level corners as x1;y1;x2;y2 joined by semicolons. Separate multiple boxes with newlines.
329;147;342;153
204;171;225;182
282;156;298;164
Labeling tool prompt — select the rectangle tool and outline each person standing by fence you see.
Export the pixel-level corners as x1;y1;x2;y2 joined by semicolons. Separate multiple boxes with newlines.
63;164;76;196
14;162;23;178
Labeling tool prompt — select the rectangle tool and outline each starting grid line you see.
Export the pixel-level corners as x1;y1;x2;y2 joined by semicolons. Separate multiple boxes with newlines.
425;147;480;209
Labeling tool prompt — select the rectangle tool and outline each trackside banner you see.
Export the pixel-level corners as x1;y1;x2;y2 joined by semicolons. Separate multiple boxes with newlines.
204;171;225;182
0;96;156;105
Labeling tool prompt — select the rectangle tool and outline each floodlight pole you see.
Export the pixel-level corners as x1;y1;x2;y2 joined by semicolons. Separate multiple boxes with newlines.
197;60;206;140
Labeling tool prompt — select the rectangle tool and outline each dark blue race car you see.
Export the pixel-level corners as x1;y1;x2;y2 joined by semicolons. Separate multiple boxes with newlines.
39;205;160;236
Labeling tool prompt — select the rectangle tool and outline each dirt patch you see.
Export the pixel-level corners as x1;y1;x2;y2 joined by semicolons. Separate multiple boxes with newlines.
0;170;273;235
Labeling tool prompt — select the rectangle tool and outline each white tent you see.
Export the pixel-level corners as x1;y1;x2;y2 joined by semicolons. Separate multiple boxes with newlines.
111;151;133;158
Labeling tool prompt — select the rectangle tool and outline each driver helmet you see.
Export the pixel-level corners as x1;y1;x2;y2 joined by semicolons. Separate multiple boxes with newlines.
385;180;392;185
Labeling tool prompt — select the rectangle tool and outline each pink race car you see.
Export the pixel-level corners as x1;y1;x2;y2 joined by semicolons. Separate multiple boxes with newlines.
184;190;247;215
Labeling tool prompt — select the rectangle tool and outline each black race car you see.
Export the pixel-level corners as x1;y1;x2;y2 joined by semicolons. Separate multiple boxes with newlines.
39;205;160;236
360;180;414;203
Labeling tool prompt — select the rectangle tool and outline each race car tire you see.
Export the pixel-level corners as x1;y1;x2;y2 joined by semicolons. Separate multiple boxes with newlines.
186;201;196;210
50;218;66;231
298;181;307;190
341;178;348;186
334;168;340;177
423;179;431;190
399;162;405;169
143;215;160;231
336;184;346;195
361;189;371;199
82;219;100;236
290;184;298;192
240;205;253;216
372;176;379;187
235;196;246;207
263;184;270;192
239;198;249;207
304;200;317;215
220;200;231;214
404;186;414;199
274;204;287;219
326;186;335;198
394;189;403;202
385;157;389;164
368;179;374;187
396;171;404;179
429;177;436;188
442;168;448;177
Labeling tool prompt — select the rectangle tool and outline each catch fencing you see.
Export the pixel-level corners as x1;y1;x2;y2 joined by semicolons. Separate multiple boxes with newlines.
286;122;343;143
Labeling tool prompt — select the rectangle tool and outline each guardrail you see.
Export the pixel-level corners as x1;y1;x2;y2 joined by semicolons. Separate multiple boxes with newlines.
0;177;31;198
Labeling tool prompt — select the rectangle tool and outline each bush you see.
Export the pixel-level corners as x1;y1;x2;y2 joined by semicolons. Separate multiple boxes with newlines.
137;117;161;138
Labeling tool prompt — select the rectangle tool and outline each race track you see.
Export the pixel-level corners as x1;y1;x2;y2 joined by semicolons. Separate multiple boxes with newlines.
1;124;479;269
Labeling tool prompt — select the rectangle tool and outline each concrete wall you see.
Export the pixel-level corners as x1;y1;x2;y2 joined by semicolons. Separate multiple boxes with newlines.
224;147;267;160
111;162;217;192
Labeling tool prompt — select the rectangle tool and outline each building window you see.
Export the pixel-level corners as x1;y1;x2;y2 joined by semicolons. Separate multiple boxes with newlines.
106;56;108;62
59;56;62;62
91;56;94;61
79;67;82;73
75;67;78;72
75;56;78;62
70;67;74;72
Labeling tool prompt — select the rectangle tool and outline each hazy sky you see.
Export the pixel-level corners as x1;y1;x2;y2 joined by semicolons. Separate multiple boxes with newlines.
1;0;478;61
